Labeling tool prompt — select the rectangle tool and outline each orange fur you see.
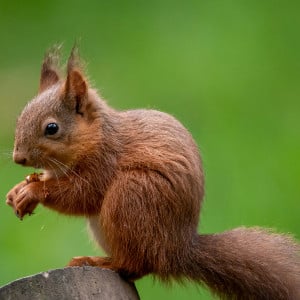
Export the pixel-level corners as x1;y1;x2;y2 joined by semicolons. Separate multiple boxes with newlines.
6;46;300;299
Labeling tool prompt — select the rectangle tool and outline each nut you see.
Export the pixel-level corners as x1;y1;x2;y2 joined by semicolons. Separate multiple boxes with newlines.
25;173;41;184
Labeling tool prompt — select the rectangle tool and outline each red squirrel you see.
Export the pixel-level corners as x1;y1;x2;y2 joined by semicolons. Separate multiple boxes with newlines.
6;46;300;299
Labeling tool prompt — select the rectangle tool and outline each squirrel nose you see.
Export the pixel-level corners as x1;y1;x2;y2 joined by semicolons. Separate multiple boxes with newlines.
13;153;27;165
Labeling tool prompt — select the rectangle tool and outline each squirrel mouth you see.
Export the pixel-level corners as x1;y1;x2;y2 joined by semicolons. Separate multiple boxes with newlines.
30;162;44;169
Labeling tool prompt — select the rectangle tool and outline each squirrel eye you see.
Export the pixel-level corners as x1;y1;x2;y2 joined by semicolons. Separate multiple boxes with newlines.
45;123;59;135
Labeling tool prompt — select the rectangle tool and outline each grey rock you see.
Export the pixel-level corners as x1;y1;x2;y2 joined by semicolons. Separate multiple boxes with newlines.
0;266;140;300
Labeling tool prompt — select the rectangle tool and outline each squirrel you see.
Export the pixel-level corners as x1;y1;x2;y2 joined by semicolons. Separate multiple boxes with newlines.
6;46;300;300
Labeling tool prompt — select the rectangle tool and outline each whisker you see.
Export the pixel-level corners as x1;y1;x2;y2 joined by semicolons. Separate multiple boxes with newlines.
0;149;13;159
46;158;68;194
47;158;69;178
0;150;13;167
50;162;63;196
50;157;90;185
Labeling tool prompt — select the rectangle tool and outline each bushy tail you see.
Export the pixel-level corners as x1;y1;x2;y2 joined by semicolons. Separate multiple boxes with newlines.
182;227;300;299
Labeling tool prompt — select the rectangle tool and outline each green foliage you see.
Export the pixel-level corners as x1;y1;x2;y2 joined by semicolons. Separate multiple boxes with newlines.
0;1;299;299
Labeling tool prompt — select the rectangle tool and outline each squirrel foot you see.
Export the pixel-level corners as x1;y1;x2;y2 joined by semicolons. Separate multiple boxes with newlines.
67;256;142;281
67;256;113;269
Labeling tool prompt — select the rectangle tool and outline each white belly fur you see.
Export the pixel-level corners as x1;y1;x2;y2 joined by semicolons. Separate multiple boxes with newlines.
87;216;111;255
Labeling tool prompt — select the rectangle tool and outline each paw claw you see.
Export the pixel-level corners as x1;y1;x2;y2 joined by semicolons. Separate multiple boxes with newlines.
15;210;23;220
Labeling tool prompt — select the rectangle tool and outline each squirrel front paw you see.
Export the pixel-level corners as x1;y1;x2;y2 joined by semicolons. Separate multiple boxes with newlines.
14;184;39;220
6;181;27;208
6;181;39;220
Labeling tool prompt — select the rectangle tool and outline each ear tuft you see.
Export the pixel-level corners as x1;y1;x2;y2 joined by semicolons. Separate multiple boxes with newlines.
39;45;61;93
63;45;88;113
67;44;83;74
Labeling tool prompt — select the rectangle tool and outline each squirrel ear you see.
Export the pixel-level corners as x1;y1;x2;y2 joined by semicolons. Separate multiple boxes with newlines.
39;46;60;93
65;70;87;99
64;46;87;114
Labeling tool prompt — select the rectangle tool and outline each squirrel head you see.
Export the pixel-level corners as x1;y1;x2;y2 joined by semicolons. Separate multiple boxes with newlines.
13;46;101;172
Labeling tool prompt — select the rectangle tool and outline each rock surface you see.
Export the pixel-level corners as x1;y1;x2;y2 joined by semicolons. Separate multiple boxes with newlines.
0;266;140;300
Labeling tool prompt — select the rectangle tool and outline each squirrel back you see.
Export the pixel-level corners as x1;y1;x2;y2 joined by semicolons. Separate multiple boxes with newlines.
9;46;300;299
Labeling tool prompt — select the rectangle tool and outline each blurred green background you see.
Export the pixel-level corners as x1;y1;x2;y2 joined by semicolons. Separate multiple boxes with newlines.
0;1;299;299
